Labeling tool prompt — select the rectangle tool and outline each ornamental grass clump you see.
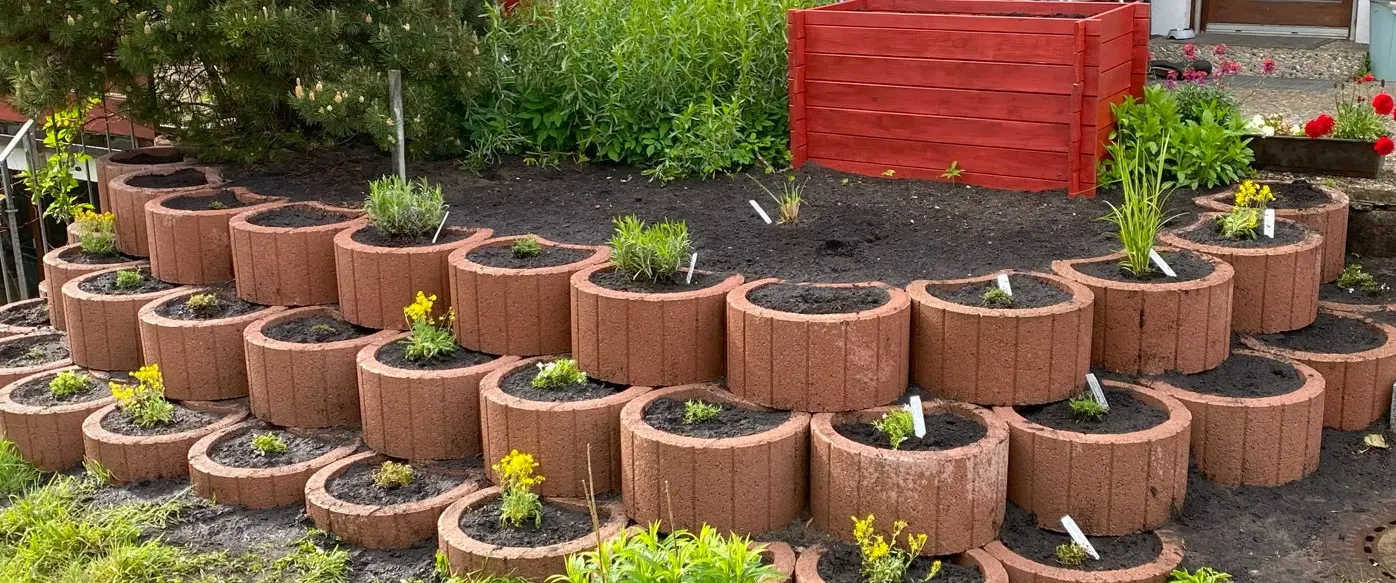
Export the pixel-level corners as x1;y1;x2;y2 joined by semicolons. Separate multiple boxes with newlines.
373;461;414;490
250;433;288;457
609;215;691;284
682;399;721;424
401;291;457;361
47;370;90;398
1100;136;1177;276
110;364;174;428
494;450;545;528
363;175;447;239
871;410;915;450
852;515;939;583
751;175;805;224
554;523;782;583
73;210;117;257
532;358;587;389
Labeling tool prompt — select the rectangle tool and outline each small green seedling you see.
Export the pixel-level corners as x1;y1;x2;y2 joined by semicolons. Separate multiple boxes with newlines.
1167;567;1233;582
373;461;414;489
48;370;90;398
1055;542;1087;567
940;161;964;186
512;236;543;259
184;293;219;313
1215;207;1259;240
981;287;1013;308
750;175;806;224
23;347;46;362
250;432;288;456
114;269;143;291
1338;264;1387;295
682;399;721;424
1068;395;1107;422
309;323;337;336
872;409;915;450
207;200;227;210
532;358;587;389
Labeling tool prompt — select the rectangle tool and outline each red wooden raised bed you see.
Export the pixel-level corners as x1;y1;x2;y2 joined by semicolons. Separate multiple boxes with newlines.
788;0;1148;196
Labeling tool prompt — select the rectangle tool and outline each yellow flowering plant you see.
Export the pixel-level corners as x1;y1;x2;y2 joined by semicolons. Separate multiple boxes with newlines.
400;291;457;361
73;209;118;256
493;450;545;528
109;364;174;428
852;515;939;583
1218;180;1273;240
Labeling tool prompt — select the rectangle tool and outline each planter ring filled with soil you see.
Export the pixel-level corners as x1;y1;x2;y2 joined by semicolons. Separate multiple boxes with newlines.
81;399;247;483
41;243;144;330
0;365;117;471
333;223;492;330
726;278;910;412
145;187;285;285
795;543;1009;583
95;146;192;214
907;270;1093;406
448;235;610;357
1194;180;1349;282
61;265;186;372
138;285;284;401
0;298;50;339
0;331;74;387
228;202;364;306
305;451;483;549
983;522;1185;583
108;166;224;257
188;420;361;508
619;382;810;535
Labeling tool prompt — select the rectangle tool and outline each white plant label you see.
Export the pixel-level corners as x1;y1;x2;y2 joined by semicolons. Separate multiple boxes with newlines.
906;395;927;438
748;200;773;224
1085;373;1110;411
1263;209;1276;238
1060;516;1101;560
1148;249;1177;278
996;274;1013;296
686;253;698;284
431;211;450;244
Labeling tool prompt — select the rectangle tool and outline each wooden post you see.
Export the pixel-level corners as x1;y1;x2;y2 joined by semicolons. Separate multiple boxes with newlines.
788;9;808;168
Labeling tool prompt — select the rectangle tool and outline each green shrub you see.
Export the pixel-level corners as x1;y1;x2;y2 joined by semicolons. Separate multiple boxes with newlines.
609;215;691;283
47;370;90;398
981;288;1013;308
184;293;219;313
554;523;782;583
1102;86;1253;190
1068;396;1107;422
1168;82;1239;124
250;433;289;457
1054;543;1088;567
373;461;414;489
871;410;915;450
114;269;143;291
364;176;447;239
512;236;542;259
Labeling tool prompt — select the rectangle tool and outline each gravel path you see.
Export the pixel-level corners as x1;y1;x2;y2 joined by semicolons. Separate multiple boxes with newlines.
1149;38;1366;81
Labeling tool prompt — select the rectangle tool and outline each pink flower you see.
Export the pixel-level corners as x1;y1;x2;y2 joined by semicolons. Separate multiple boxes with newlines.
1165;79;1178;90
1213;43;1228;58
1166;69;1178;81
1182;43;1196;61
1219;60;1241;76
1261;58;1277;75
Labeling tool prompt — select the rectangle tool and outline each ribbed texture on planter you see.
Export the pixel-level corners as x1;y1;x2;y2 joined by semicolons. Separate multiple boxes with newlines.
333;225;491;330
42;245;143;330
244;306;395;428
305;451;482;549
480;356;650;497
907;271;1093;406
571;264;742;387
357;333;520;460
229;202;363;306
81;400;247;483
1141;350;1324;487
1241;311;1396;430
1053;250;1234;375
726;279;909;413
62;267;188;371
95;147;191;215
619;383;810;535
0;366;116;471
1160;214;1323;334
448;236;609;357
994;382;1190;536
795;545;1009;583
810;402;1009;556
0;331;74;387
108;166;224;257
138;289;285;401
983;529;1185;583
188;421;361;509
0;298;50;339
1195;182;1349;282
437;488;628;582
146;188;284;285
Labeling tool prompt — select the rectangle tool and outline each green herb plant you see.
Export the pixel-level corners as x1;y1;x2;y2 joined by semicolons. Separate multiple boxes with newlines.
554;523;782;583
1338;264;1387;295
373;461;414;489
981;288;1013;308
1054;543;1088;567
16;97;101;223
751;175;805;224
48;370;91;398
110;364;174;429
941;161;964;186
1102;86;1252;190
1068;395;1107;423
114;269;144;291
207;200;227;211
250;433;289;457
1099;132;1177;276
1216;209;1259;240
513;236;543;259
309;323;337;336
872;409;915;450
364;176;447;239
852;515;939;583
184;293;219;314
532;358;588;389
1333;99;1390;141
609;215;692;283
401;291;457;361
682;399;721;424
1167;567;1233;583
494;450;545;528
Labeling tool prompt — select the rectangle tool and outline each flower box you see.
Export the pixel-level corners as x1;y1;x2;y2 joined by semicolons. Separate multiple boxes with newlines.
1250;135;1383;179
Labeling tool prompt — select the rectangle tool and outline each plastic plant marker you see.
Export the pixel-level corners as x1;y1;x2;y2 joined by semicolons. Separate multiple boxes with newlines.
1149;249;1177;277
996;273;1013;296
1061;515;1101;560
1085;373;1110;412
749;200;773;225
907;395;927;438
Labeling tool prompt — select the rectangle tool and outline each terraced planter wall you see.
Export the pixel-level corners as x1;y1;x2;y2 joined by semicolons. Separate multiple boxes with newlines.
795;545;1009;583
571;264;743;387
188;421;360;508
983;529;1184;583
62;268;187;371
138;291;285;401
448;236;609;356
619;383;810;535
1053;250;1234;375
334;225;492;330
146;188;284;285
108;166;224;257
994;382;1190;536
907;271;1093;406
0;298;50;338
810;401;1008;555
436;488;628;581
0;366;116;471
81;400;247;483
95;147;190;214
357;333;519;460
1160;214;1322;334
727;279;909;412
228;203;363;306
42;245;143;330
305;451;481;549
1195;182;1349;282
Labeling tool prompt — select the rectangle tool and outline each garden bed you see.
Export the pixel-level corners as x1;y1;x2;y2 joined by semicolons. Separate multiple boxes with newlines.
41;244;143;330
795;543;1008;583
188;421;360;508
436;488;627;581
145;187;284;285
1194;180;1349;282
982;503;1184;583
0;331;73;387
61;265;185;371
81;399;248;483
228;202;363;306
138;284;283;401
305;451;484;549
333;224;492;330
0;365;116;471
108;166;224;257
0;298;50;338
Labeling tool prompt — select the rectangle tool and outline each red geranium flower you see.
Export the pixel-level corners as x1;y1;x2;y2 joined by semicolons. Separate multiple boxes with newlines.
1304;114;1336;138
1376;93;1395;115
1364;73;1377;83
1377;136;1395;156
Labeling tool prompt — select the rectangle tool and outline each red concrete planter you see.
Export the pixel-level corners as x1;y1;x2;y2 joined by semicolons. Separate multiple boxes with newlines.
1141;350;1324;487
1195;181;1350;282
61;266;188;371
571;264;742;387
994;382;1190;536
810;401;1008;556
108;166;224;257
188;421;361;509
42;244;143;330
81;399;248;483
907;271;1093;406
305;451;482;549
437;487;628;581
244;306;395;428
619;383;810;535
146;188;284;285
795;545;1008;583
0;366;116;471
37;280;48;300
228;202;363;306
357;332;520;460
1159;214;1323;334
1241;311;1396;430
480;356;651;497
333;224;492;330
983;529;1185;583
1053;250;1234;375
0;298;50;339
448;235;609;356
765;542;797;582
138;288;285;401
727;279;910;412
0;331;74;387
95;147;191;214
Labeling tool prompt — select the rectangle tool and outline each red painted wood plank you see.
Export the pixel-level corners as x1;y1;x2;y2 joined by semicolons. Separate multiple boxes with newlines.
810;158;1070;192
806;107;1070;152
807;132;1069;181
808;0;867;11
868;0;1121;17
804;81;1072;124
805;26;1077;65
806;54;1086;95
802;11;1077;34
1098;32;1133;71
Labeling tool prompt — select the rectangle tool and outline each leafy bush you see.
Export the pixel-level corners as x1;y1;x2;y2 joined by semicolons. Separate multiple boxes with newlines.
871;410;915;450
250;433;289;457
364;176;448;239
852;515;938;583
110;364;173;428
609;215;691;283
401;291;457;361
555;522;782;583
532;358;587;389
373;461;414;490
493;450;544;528
1169;102;1254;190
1168;82;1239;124
1102;86;1253;190
47;370;90;398
74;210;117;257
682;399;721;424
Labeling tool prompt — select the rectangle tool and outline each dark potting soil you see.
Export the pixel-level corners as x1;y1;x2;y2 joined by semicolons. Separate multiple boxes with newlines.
927;274;1071;309
326;460;467;507
835;412;986;451
156;285;265;320
1016;389;1168;434
499;364;623;403
246;204;357;228
457;499;596;548
747;283;889;315
374;341;494;371
0;335;67;368
56;246;135;265
588;268;727;294
349;225;472;248
126;168;209;189
99;403;221;437
817;542;982;583
9;371;111;407
1269;180;1333;210
77;268;177;295
1254;312;1387;354
1073;249;1215;283
642;396;790;438
1179;218;1307;248
1155;353;1304;398
208;426;356;469
998;503;1162;572
112;151;185;165
160;189;252;211
466;245;595;269
262;314;374;344
0;301;48;327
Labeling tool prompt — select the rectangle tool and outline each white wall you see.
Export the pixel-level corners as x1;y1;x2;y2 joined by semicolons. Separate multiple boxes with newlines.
1151;0;1192;36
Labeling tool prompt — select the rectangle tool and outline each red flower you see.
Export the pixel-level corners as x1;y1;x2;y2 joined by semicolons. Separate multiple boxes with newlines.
1304;114;1335;138
1377;136;1395;156
1261;57;1277;75
1364;73;1377;83
1376;93;1395;115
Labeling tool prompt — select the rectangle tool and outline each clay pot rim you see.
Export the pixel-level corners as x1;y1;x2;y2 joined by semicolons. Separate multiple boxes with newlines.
571;262;744;301
620;383;812;450
356;331;522;381
728;278;910;322
907;270;1094;318
332;223;492;255
812;400;1009;462
993;381;1192;445
304;450;483;516
243;306;397;353
1160;213;1324;258
448;235;611;276
479;355;652;413
144;186;285;218
0;298;51;334
1240;309;1396;363
795;544;1008;582
60;265;187;303
1196;181;1349;218
1140;349;1326;408
42;244;144;270
1051;248;1235;293
0;364;116;416
102;146;193;168
187;420;363;479
110;165;224;195
138;288;284;329
982;529;1185;581
227;202;364;234
436;486;628;555
0;331;73;377
81;400;247;447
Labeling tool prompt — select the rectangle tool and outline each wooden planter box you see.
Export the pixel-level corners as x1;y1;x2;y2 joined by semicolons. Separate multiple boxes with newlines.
788;0;1148;196
1251;136;1383;179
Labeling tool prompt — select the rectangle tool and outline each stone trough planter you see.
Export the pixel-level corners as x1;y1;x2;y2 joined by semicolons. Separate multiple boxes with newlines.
41;245;143;330
333;223;492;330
61;265;186;371
81;399;247;483
138;286;284;401
146;187;284;285
188;420;360;508
305;451;482;549
228;202;363;306
95;147;191;214
0;366;117;471
795;544;1008;583
108;166;224;258
1194;180;1349;282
